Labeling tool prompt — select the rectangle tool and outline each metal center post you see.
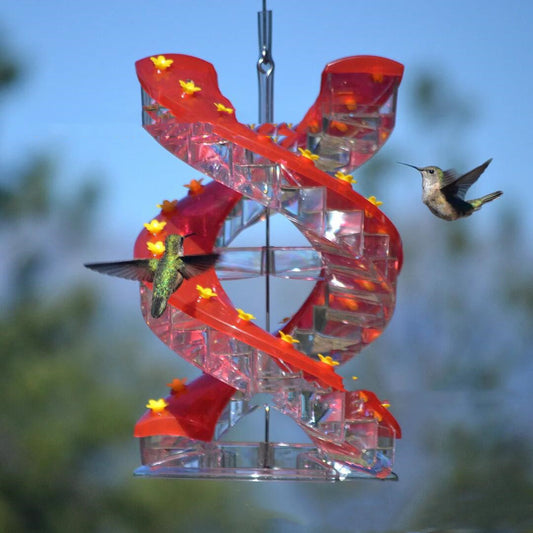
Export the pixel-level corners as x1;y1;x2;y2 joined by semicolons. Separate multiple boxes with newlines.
257;0;274;333
257;0;275;469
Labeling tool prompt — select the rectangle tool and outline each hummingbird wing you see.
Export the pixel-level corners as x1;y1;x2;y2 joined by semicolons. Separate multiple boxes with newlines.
179;254;220;279
441;159;492;200
84;259;158;282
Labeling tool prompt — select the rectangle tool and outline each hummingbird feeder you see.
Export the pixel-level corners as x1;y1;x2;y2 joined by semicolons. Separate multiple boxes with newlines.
127;3;404;481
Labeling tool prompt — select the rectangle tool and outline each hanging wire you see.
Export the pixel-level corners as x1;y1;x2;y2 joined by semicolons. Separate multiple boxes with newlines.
257;0;274;124
257;0;275;332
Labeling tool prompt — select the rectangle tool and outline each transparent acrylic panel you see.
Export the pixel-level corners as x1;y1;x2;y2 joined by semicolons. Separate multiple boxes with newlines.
189;130;233;186
314;304;384;330
169;328;209;368
231;147;282;208
280;186;326;234
363;233;390;258
326;209;364;236
214;198;268;249
136;390;397;482
252;351;305;393
326;209;365;256
205;330;254;394
141;89;174;130
135;437;397;481
307;132;353;173
345;419;379;450
327;285;385;318
215;247;322;280
270;247;322;279
216;248;263;279
292;329;361;358
213;393;258;440
242;198;267;227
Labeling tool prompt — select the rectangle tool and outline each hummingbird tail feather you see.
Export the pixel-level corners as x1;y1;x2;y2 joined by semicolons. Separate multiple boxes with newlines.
151;296;168;318
471;190;503;209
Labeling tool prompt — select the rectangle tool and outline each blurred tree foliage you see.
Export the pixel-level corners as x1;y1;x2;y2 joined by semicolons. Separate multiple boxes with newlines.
407;424;533;530
360;71;533;530
299;68;533;531
0;41;279;533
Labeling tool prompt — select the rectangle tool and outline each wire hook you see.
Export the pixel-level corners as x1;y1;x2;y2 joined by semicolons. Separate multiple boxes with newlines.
257;0;274;123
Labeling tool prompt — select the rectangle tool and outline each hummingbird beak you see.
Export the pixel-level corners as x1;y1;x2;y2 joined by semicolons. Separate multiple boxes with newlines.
181;232;196;239
397;162;422;171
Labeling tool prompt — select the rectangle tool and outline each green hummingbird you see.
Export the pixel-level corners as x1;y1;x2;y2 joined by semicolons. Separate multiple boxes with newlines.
399;158;503;221
85;234;219;318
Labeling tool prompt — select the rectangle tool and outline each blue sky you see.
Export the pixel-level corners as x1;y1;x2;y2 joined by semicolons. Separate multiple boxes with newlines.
2;0;532;249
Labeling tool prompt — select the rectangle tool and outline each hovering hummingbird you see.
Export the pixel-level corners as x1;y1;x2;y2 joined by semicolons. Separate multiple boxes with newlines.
399;158;502;221
85;234;219;318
